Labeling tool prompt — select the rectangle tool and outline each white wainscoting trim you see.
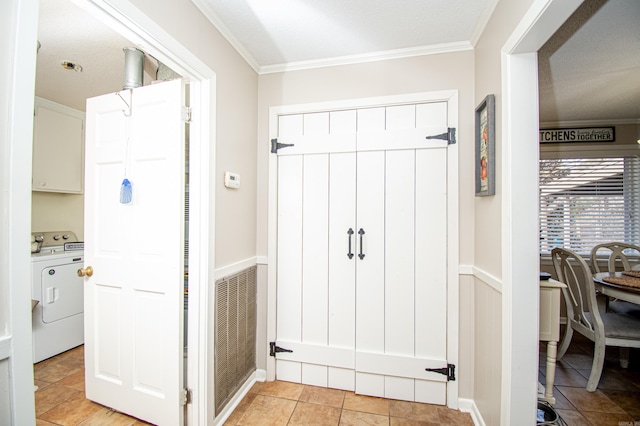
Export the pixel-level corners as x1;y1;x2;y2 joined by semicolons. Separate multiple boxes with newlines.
472;266;503;294
256;256;268;265
459;398;485;426
458;264;474;275
0;336;11;360
214;257;258;281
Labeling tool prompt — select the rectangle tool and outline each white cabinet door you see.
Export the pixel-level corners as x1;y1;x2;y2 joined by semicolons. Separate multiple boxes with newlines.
83;79;185;425
32;98;85;193
274;99;450;405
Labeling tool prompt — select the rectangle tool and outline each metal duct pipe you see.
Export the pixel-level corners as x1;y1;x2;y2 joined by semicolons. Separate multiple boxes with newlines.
122;47;144;90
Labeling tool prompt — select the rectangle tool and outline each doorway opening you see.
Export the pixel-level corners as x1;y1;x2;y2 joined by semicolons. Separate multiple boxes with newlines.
29;0;216;423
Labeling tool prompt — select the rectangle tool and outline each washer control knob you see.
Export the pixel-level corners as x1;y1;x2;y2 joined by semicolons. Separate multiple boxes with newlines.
77;266;93;277
63;234;70;240
53;235;61;241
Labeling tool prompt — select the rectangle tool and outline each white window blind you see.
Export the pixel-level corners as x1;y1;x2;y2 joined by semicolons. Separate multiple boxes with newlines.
539;156;640;255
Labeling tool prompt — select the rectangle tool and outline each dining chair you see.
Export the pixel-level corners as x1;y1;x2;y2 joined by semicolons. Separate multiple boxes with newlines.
552;247;640;391
590;242;640;273
590;242;640;317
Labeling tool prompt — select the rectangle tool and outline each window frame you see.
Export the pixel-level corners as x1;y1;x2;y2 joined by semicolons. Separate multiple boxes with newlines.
539;144;640;256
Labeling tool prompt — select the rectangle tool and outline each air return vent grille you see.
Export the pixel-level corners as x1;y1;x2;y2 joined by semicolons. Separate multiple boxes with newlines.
215;266;257;415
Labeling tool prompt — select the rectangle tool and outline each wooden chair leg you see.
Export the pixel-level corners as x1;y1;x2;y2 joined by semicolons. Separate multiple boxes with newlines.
587;340;606;392
557;324;573;360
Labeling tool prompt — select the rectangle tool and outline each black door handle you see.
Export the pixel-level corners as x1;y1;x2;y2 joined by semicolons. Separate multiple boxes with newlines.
347;228;354;259
358;228;365;260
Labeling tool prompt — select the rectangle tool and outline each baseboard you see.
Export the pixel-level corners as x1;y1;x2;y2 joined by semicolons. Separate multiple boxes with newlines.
213;370;262;426
458;398;485;426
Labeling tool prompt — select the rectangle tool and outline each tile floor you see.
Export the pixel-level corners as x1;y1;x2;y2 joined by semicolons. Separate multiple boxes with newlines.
538;330;640;426
34;334;640;426
223;381;474;425
33;345;151;425
34;345;473;425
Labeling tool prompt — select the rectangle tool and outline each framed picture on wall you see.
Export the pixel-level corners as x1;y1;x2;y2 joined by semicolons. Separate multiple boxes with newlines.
475;94;495;197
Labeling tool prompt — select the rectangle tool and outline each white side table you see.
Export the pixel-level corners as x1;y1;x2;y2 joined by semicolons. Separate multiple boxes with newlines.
538;278;566;404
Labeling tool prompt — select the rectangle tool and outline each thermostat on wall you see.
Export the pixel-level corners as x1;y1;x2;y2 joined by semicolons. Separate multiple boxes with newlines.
224;171;240;189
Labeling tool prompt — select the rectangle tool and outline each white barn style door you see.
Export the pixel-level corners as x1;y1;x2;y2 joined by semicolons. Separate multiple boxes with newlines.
270;93;457;405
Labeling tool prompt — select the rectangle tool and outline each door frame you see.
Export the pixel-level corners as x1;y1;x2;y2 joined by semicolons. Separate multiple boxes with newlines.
9;0;217;423
500;0;584;423
266;90;460;408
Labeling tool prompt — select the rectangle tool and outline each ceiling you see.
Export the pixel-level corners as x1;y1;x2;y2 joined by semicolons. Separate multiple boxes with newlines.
36;0;639;124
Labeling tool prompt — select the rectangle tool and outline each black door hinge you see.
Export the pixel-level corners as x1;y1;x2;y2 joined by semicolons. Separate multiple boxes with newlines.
271;138;295;154
425;363;456;381
425;127;456;145
269;342;293;357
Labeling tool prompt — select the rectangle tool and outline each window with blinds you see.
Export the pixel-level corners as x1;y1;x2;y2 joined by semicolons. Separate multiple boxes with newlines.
539;156;640;254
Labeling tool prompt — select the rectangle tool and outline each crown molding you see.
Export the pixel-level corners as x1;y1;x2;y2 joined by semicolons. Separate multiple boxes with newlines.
469;0;499;46
259;41;473;74
192;0;477;74
190;0;261;73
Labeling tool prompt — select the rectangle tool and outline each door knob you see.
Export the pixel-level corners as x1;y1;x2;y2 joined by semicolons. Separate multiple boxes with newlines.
77;266;93;277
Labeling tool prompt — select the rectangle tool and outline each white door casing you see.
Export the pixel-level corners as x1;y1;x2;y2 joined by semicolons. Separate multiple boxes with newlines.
83;79;185;426
268;92;459;406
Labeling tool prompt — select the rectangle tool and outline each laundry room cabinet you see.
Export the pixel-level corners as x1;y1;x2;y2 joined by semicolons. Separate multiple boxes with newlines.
272;99;453;405
32;97;85;193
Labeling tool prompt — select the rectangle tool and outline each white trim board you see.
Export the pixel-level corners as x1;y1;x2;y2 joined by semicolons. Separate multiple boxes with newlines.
499;0;585;424
212;371;265;426
459;398;485;426
472;267;502;294
214;257;258;281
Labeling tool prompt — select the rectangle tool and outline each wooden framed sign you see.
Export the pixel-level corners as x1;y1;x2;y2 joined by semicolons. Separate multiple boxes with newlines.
539;127;615;143
475;94;495;196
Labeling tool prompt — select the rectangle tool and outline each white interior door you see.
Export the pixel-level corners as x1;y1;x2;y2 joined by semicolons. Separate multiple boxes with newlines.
273;99;451;405
83;79;185;425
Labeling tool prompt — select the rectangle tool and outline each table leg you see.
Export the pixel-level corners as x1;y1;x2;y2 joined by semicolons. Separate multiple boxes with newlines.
544;341;557;404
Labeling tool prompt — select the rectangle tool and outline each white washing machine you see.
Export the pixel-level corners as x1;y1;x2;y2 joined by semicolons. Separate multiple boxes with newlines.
31;231;85;363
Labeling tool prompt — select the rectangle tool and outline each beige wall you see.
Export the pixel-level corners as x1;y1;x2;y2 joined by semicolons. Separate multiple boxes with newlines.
130;0;259;269
32;192;84;240
256;51;476;395
473;0;537;423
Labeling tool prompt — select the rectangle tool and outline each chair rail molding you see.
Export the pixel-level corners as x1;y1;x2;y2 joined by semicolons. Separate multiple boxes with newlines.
214;256;259;281
472;266;502;294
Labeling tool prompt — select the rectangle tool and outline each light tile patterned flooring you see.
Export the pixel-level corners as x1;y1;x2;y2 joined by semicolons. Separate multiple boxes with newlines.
34;334;640;425
223;381;474;425
34;345;473;425
33;345;151;425
538;330;640;425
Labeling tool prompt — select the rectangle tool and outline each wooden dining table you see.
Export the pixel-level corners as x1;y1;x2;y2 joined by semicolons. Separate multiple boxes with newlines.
593;272;640;305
